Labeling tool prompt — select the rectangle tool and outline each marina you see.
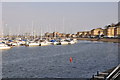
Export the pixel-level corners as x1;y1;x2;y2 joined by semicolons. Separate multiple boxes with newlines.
0;37;78;49
1;2;120;79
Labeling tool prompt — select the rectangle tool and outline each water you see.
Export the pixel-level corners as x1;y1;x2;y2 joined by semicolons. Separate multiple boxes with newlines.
2;41;119;78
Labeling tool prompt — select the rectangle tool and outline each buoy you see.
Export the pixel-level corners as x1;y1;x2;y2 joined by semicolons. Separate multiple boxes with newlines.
69;57;73;63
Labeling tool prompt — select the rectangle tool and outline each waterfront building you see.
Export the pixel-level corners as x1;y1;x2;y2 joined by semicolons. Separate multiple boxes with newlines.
83;31;90;37
61;33;66;37
116;27;120;37
45;22;120;38
45;32;54;37
91;28;104;37
76;31;91;38
107;27;117;37
66;34;72;38
76;32;83;37
103;29;107;37
45;32;50;37
71;34;77;38
45;32;67;38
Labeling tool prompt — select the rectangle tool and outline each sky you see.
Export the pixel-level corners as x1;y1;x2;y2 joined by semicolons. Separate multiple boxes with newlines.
1;2;118;35
1;0;119;2
0;2;2;36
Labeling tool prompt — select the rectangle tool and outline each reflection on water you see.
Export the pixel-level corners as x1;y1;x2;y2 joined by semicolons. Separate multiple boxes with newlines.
2;41;119;78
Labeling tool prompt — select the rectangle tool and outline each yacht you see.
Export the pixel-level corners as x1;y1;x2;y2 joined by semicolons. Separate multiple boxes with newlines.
73;39;78;43
26;41;40;46
0;43;11;49
53;41;60;45
69;40;75;44
69;39;77;44
40;40;51;46
60;41;69;45
60;39;69;45
50;40;59;45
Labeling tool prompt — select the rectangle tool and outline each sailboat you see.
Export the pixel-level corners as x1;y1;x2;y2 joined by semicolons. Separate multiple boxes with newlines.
0;23;11;49
60;39;69;45
52;26;59;45
68;39;77;44
40;40;51;46
39;25;51;46
26;41;40;46
59;17;69;45
25;22;39;47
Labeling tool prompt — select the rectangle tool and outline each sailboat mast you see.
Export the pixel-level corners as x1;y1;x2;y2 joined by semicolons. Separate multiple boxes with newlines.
63;16;64;33
1;21;4;38
32;21;34;39
54;24;56;39
4;24;7;38
40;24;42;40
18;24;20;38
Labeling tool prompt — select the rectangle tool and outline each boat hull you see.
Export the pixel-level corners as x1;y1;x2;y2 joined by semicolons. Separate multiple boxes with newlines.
0;47;11;49
40;42;51;46
27;43;40;46
60;42;69;45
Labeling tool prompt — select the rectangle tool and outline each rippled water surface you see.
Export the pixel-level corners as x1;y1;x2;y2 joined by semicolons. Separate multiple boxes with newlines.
2;41;119;78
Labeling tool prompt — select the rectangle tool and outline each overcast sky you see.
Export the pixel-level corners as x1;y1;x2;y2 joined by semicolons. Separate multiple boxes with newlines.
2;2;118;35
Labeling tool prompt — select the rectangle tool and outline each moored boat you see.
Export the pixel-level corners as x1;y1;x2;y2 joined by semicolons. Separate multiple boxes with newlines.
0;43;11;49
25;41;40;46
60;41;69;45
40;41;51;46
69;40;75;44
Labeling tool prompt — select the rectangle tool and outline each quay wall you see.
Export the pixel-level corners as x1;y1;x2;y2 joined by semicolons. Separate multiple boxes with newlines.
75;38;120;43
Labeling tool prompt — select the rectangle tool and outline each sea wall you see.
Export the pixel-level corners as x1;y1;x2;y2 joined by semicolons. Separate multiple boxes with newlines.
75;38;120;43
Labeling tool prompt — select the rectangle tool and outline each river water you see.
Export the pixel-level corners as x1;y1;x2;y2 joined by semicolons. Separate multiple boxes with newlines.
2;40;119;78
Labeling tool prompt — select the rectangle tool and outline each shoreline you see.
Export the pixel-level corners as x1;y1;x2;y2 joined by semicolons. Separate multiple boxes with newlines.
74;38;120;43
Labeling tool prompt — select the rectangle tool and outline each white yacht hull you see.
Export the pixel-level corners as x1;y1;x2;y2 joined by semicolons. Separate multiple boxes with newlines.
28;43;40;46
53;42;59;45
40;42;50;46
60;42;69;45
0;46;11;49
0;43;11;49
69;41;75;44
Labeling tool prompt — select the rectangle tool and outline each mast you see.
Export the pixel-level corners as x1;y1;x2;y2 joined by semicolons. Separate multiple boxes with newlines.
49;24;51;33
1;21;4;38
63;16;64;33
18;24;20;38
54;24;56;39
40;24;42;40
32;21;35;39
5;24;8;37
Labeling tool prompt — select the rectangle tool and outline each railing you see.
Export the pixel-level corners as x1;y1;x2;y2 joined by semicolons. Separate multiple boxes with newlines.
92;64;120;80
105;64;120;80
